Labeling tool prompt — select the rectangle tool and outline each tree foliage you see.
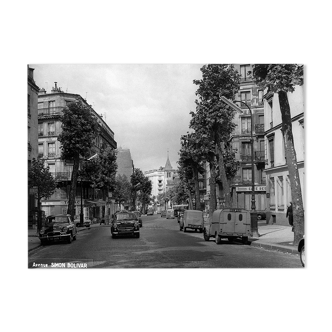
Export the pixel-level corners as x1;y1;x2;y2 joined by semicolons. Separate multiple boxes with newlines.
131;168;152;211
113;174;132;207
190;64;240;214
28;158;56;230
58;99;99;218
253;64;304;245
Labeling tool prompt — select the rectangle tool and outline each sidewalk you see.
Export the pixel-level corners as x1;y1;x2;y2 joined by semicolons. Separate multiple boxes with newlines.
249;222;299;255
28;223;102;253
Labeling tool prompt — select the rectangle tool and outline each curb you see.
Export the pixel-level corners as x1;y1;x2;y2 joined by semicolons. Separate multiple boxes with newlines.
250;241;299;255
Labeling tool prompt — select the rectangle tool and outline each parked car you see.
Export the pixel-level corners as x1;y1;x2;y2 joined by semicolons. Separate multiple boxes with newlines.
132;211;143;227
160;210;167;218
110;211;140;238
147;209;154;216
298;236;305;267
256;211;266;220
74;216;91;228
166;209;175;219
39;214;77;245
180;210;204;232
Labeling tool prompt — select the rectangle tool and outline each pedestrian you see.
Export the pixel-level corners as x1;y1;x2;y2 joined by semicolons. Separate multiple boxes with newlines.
286;202;294;231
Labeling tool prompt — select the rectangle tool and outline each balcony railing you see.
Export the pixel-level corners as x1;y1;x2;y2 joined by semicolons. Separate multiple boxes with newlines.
38;132;44;136
255;151;265;161
241;128;251;135
255;124;264;134
38;107;63;117
240;154;252;162
48;152;56;158
50;172;72;181
48;131;55;136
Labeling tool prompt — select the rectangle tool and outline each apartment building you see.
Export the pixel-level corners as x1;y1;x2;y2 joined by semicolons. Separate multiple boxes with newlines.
37;83;117;220
116;147;134;180
28;66;39;227
264;85;304;225
229;64;267;213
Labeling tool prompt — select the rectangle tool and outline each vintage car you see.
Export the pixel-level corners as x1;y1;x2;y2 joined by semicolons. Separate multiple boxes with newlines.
132;211;143;227
180;210;204;232
147;209;154;216
74;216;91;228
111;211;140;238
166;209;175;219
39;214;77;245
298;236;305;267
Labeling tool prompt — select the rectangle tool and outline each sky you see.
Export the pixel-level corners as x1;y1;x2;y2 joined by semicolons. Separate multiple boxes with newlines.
31;64;203;173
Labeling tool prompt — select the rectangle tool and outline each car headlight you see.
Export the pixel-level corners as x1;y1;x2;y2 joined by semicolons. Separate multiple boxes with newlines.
39;229;45;235
61;226;67;232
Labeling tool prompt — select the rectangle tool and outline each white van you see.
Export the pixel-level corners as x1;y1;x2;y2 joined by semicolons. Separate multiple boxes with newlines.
203;208;251;244
180;210;204;232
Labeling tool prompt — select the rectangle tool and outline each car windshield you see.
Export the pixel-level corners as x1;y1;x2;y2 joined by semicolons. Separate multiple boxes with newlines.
48;216;69;223
116;213;136;221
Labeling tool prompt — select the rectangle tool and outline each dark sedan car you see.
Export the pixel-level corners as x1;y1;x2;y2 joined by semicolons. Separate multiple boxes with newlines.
111;211;140;238
132;211;142;227
39;214;77;245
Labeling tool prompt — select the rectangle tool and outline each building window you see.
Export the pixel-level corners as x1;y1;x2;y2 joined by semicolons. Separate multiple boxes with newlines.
38;144;44;158
240;91;251;108
240;65;251;81
38;102;43;109
258;90;263;105
38;123;44;136
242;142;251;156
167;172;171;178
277;176;284;210
269;177;275;208
48;142;55;157
241;117;251;134
48;122;55;136
268;136;274;167
242;168;252;182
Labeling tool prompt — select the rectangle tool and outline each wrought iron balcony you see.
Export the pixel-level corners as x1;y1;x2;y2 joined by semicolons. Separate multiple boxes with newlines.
241;128;251;135
50;172;72;181
48;152;56;158
48;131;56;136
255;151;265;161
240;154;252;162
38;132;44;137
255;124;264;134
38;107;63;117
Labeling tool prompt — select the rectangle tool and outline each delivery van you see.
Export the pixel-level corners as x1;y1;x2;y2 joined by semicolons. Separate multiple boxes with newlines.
180;210;204;233
203;208;251;244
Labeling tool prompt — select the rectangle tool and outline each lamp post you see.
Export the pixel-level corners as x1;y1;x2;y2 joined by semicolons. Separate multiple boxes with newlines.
220;96;260;237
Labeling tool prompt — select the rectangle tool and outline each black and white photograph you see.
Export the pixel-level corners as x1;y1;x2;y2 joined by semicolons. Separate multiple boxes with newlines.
27;64;305;269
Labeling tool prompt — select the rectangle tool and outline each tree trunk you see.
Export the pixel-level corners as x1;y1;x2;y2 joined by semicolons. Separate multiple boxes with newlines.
209;160;217;219
37;192;42;232
67;155;80;220
187;190;193;210
192;164;201;210
216;142;232;208
279;91;305;245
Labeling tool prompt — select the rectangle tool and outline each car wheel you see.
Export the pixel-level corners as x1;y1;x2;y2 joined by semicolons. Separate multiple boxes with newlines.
300;245;305;267
183;227;186;232
203;230;210;241
73;233;77;240
242;236;248;245
257;215;262;220
112;234;117;239
136;233;140;238
215;233;221;244
40;239;47;246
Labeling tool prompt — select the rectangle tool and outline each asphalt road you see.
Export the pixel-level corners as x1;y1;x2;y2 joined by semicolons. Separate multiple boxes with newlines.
28;214;302;268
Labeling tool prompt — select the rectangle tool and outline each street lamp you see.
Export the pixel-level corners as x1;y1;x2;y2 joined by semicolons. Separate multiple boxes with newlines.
220;96;260;237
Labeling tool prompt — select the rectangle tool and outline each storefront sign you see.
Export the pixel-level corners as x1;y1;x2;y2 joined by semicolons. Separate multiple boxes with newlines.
236;186;266;192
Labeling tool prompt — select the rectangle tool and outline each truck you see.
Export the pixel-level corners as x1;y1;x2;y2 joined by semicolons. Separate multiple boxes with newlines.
203;208;251;244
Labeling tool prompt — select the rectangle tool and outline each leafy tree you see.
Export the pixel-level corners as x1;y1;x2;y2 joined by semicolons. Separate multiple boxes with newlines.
130;168;146;209
113;174;132;208
79;147;118;199
28;159;56;230
58;100;99;219
192;64;240;213
253;64;304;245
179;132;205;210
137;176;152;213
